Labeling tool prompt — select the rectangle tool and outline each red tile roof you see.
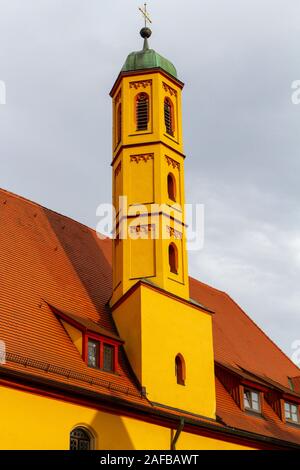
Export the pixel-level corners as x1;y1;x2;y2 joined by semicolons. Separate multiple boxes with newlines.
189;278;300;388
0;187;300;447
49;304;123;342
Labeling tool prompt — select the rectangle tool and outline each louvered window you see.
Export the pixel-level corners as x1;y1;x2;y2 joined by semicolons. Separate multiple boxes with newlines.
117;103;122;144
136;93;149;131
164;98;174;136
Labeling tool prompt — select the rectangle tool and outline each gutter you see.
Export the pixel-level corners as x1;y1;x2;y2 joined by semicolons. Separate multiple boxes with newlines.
0;365;299;450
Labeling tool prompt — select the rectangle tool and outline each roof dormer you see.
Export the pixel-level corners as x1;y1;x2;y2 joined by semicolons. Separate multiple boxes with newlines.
50;305;123;375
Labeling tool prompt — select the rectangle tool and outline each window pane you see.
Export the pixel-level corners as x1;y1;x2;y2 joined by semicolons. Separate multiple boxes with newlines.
290;404;299;422
284;402;299;421
291;404;297;414
70;438;77;450
79;440;90;450
244;390;251;409
244;389;260;412
252;400;260;411
291;412;298;423
251;391;260;411
284;402;290;412
103;344;114;372
88;339;100;368
70;428;91;451
285;408;291;419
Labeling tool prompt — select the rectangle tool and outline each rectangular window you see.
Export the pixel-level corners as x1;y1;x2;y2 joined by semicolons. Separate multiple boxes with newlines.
243;388;261;413
103;344;114;372
285;402;299;424
87;339;100;368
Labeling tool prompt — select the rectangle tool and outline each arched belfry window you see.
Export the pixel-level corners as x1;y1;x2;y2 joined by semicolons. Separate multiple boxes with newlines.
70;427;92;450
136;93;149;131
167;173;176;202
117;103;122;144
169;243;178;274
175;354;186;386
164;98;174;136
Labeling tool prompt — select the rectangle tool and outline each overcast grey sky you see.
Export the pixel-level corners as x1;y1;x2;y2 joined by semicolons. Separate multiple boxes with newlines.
0;0;299;359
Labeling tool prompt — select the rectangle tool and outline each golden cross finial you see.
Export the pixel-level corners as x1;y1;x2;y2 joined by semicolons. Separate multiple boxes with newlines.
139;3;152;28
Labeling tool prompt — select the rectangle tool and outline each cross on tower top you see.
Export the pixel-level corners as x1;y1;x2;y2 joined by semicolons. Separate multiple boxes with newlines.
139;3;152;28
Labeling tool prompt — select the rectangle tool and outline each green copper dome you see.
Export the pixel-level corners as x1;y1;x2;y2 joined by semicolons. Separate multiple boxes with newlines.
121;28;178;79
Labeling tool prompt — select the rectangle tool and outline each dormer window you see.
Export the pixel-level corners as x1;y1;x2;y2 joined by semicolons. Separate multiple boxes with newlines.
51;306;122;375
244;388;261;413
284;402;299;424
86;336;117;373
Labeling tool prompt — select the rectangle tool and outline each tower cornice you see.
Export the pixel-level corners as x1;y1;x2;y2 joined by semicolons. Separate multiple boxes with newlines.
110;68;184;98
111;141;186;168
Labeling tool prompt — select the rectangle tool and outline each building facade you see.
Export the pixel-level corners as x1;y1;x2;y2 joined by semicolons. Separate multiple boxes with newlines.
0;27;300;450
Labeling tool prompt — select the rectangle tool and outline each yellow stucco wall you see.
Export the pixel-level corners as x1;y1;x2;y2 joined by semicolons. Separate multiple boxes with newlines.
61;320;83;356
112;286;142;381
113;283;216;419
111;70;189;306
141;286;216;418
0;384;255;450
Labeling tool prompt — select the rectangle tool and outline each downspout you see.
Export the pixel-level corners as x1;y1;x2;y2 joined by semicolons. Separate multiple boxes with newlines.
171;418;185;450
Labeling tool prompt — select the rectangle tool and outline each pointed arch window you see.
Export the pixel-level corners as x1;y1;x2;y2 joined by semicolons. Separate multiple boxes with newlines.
116;103;122;144
169;243;178;274
164;98;174;136
70;427;92;450
167;173;176;202
136;93;149;131
175;354;186;386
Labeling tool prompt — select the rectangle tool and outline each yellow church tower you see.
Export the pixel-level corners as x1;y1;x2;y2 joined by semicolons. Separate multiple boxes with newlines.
110;21;216;419
110;26;189;303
